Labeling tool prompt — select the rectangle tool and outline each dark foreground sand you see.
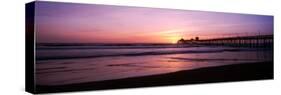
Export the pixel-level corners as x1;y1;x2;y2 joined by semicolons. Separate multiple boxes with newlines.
36;61;273;93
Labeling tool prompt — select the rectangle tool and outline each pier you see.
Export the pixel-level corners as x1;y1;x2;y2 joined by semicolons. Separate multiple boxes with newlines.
177;35;273;48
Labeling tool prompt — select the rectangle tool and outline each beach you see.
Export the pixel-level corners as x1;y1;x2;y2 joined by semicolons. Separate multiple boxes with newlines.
35;44;273;93
36;61;273;93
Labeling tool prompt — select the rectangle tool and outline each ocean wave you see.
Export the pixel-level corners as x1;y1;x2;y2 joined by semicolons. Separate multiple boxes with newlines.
36;45;198;50
36;48;253;61
170;57;255;62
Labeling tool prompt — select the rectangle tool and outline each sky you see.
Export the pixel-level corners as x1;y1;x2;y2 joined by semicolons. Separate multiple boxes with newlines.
35;1;273;44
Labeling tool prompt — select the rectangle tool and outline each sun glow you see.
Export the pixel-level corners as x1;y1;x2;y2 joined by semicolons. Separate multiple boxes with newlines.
159;29;185;44
170;36;182;44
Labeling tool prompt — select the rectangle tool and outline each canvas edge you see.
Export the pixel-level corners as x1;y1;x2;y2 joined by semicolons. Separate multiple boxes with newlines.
25;1;36;94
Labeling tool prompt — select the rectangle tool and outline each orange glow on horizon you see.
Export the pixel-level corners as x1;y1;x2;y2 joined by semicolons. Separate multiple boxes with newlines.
158;29;185;44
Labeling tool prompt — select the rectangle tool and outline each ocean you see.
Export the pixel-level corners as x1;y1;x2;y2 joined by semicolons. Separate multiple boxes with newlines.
35;44;273;86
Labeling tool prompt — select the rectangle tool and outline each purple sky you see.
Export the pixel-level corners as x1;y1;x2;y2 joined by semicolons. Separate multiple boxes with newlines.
35;1;273;43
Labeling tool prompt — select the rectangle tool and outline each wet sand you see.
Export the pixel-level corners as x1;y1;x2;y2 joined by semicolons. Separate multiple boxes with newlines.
36;61;273;93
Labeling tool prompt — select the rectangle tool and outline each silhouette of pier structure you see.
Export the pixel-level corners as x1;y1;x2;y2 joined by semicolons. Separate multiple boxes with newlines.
177;35;273;48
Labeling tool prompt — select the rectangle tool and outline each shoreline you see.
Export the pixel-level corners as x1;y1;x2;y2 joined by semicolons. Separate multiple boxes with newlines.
36;61;273;93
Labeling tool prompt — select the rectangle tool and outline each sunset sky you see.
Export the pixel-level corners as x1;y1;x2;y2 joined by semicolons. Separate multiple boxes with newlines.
35;1;273;44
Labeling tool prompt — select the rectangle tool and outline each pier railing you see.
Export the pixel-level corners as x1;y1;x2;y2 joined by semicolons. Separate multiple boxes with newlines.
179;35;273;48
